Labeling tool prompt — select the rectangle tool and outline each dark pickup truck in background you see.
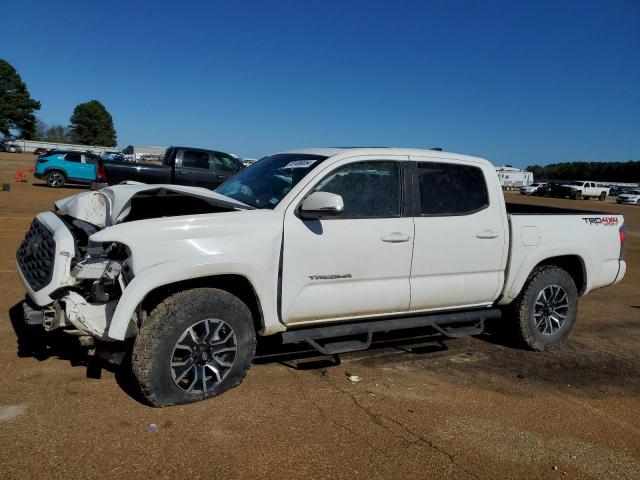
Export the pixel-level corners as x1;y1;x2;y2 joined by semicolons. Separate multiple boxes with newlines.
101;146;244;189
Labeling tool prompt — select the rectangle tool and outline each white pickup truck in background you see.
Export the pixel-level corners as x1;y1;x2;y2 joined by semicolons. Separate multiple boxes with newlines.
550;181;610;200
16;148;627;406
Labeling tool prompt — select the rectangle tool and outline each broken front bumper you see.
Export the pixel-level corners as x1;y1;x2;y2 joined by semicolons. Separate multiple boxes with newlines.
21;294;117;341
22;299;65;330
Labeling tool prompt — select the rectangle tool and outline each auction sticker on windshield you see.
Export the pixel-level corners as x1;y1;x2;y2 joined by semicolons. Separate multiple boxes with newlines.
283;160;319;169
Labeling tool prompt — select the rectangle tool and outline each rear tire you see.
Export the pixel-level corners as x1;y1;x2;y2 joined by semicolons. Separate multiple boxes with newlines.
599;192;606;201
46;171;65;188
132;288;257;407
510;265;578;351
574;191;582;200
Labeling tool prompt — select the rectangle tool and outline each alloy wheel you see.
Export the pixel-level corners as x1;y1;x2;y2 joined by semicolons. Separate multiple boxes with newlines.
170;318;238;393
533;284;569;335
47;173;63;187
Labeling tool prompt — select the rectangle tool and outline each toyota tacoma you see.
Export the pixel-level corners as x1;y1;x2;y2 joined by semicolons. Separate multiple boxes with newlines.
16;148;627;406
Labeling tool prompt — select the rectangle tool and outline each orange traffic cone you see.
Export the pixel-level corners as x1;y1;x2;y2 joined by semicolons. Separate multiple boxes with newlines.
28;165;35;173
13;168;26;182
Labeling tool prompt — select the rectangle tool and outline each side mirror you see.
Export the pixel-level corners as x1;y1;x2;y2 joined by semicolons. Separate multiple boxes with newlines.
299;191;344;220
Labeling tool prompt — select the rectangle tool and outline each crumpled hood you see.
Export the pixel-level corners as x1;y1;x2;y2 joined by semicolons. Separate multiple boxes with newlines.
54;183;251;228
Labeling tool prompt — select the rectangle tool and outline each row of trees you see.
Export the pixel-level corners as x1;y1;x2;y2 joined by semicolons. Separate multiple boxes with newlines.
527;162;640;183
0;59;117;146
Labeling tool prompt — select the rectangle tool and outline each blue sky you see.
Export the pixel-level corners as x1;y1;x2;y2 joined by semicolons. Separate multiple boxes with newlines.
1;0;638;166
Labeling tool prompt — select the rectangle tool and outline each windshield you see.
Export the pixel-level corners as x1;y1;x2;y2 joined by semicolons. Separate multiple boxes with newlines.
570;181;585;186
216;153;328;208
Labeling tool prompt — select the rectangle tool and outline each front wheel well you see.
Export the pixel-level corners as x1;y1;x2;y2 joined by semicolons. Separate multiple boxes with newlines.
139;275;264;334
535;255;586;295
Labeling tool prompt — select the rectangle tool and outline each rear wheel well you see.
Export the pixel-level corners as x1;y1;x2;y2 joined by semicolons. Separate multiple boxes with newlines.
139;275;264;334
536;255;586;295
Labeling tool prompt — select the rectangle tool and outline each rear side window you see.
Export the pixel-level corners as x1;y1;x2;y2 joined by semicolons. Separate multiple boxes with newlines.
163;148;176;166
182;150;210;169
417;162;489;215
314;161;401;218
64;153;82;163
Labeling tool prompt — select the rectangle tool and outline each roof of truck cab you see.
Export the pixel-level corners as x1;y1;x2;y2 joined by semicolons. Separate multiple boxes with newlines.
280;147;491;165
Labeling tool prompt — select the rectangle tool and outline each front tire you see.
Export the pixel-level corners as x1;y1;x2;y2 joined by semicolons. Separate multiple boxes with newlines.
510;266;578;351
46;171;65;188
132;288;257;407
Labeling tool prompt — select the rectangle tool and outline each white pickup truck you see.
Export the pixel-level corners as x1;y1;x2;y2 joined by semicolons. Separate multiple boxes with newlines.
550;181;610;200
16;148;627;406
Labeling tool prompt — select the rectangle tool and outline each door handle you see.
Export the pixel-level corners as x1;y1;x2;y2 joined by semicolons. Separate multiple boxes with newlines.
178;171;189;175
476;229;499;239
381;232;411;243
216;175;226;179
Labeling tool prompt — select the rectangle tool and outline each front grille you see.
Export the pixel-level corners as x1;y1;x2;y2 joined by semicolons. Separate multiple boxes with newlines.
16;219;56;291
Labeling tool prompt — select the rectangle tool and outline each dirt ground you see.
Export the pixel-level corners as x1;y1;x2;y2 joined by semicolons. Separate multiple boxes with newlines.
0;152;638;480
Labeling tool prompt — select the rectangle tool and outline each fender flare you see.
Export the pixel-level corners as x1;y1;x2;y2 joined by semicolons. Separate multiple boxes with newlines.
503;246;591;302
107;256;282;340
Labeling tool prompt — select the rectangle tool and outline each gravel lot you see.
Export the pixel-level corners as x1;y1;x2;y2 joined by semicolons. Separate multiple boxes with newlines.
1;153;639;479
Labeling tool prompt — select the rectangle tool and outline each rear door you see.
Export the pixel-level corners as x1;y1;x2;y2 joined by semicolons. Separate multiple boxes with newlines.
281;157;414;325
408;158;508;311
176;149;215;187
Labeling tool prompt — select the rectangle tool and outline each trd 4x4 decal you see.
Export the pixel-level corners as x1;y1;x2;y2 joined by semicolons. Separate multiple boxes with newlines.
582;217;619;226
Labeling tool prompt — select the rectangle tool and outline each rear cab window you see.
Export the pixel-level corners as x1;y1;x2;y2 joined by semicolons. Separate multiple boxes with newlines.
417;162;489;215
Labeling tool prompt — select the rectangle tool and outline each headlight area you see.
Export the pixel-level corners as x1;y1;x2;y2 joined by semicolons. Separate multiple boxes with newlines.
72;241;132;303
54;241;133;340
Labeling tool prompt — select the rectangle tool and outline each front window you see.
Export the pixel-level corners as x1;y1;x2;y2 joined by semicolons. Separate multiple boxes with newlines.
216;153;327;208
313;161;401;218
213;153;243;172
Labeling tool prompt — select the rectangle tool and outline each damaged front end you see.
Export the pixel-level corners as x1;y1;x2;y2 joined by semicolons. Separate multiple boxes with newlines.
16;184;250;340
16;210;133;340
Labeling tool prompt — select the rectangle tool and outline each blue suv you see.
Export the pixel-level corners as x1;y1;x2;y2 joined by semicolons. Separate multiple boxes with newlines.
34;151;102;188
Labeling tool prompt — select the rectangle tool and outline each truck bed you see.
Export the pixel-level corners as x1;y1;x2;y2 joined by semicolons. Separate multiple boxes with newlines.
501;204;625;305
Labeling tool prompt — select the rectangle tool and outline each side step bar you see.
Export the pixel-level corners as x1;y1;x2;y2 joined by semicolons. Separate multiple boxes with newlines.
280;308;501;355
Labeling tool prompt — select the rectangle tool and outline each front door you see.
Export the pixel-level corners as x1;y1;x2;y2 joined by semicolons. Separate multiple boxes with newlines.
211;152;243;188
281;158;414;325
408;158;508;311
